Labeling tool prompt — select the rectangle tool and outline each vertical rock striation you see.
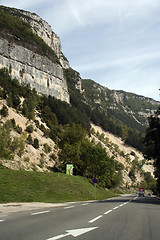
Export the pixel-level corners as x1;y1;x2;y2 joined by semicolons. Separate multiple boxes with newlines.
0;38;70;103
0;6;70;103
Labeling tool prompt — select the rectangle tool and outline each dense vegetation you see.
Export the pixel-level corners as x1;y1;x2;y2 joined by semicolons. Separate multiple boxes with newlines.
56;124;115;188
0;68;119;188
144;107;160;192
0;6;59;64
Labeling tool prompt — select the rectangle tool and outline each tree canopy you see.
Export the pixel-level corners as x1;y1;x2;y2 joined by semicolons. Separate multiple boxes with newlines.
143;107;160;191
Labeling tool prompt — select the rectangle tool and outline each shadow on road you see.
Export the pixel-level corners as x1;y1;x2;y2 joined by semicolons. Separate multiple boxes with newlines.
94;196;160;205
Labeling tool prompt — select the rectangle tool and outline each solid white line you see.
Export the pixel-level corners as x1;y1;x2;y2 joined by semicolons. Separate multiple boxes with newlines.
0;220;5;222
31;210;50;216
64;206;74;209
104;209;112;215
89;215;103;223
113;206;119;210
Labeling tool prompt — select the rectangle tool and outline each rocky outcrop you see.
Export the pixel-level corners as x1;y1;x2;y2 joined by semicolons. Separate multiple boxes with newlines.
0;38;70;103
7;8;69;69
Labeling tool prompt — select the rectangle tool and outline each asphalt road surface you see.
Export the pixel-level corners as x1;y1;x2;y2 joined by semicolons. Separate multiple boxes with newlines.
0;194;160;240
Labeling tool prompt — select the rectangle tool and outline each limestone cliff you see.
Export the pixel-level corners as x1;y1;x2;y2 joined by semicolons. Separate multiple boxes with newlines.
17;9;70;69
0;38;69;103
0;6;70;103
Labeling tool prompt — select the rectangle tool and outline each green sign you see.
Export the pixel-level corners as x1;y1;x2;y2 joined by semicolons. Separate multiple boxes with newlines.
66;164;74;175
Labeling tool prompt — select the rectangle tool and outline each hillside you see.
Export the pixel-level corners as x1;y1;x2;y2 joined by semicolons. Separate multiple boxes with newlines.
64;68;159;152
90;123;154;185
0;6;158;192
0;96;154;188
0;100;57;172
0;5;159;151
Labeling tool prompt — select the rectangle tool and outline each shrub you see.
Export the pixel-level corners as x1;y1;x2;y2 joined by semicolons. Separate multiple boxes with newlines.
44;143;51;153
33;138;39;149
27;134;33;144
26;124;34;133
0;105;8;117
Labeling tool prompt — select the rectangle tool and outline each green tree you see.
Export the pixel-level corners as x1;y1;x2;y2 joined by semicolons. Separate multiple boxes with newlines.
6;92;13;107
27;134;33;144
80;139;115;187
129;168;136;182
26;124;34;133
22;94;38;120
33;138;39;149
58;124;86;174
12;94;21;108
58;123;86;149
44;143;51;153
0;122;13;159
143;107;160;191
0;105;8;117
57;123;115;187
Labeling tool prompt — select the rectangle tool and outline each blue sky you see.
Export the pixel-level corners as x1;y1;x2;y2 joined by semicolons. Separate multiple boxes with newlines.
0;0;160;101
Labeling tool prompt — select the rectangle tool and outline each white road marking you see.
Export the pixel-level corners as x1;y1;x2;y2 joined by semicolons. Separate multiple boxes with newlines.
119;204;124;207
0;220;4;222
82;203;89;206
89;215;103;223
31;210;50;216
46;227;98;240
64;206;74;209
47;232;70;240
104;209;112;215
113;206;119;210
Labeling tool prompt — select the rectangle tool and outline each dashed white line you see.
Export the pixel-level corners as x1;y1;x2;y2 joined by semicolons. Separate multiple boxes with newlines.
113;206;119;210
119;204;124;207
123;202;129;205
89;215;103;223
82;203;89;206
64;206;74;209
31;210;50;216
104;210;112;215
0;220;5;223
89;199;132;223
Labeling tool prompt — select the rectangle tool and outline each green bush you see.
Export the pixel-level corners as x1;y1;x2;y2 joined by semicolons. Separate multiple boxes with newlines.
33;138;39;149
0;105;8;117
44;143;51;153
26;124;34;133
27;134;33;144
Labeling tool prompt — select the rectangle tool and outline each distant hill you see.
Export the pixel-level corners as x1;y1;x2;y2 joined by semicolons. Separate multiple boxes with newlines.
64;68;159;152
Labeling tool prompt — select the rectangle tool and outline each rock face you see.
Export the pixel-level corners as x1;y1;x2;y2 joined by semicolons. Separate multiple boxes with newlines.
19;10;70;69
0;6;71;103
0;38;70;103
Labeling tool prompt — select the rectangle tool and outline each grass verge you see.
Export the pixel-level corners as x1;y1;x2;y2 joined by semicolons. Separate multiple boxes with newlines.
0;169;120;203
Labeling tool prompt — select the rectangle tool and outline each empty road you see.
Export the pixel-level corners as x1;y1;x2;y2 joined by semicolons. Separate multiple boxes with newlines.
0;194;160;240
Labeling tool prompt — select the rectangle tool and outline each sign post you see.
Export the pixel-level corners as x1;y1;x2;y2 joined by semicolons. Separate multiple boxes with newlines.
92;178;98;200
66;164;74;175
